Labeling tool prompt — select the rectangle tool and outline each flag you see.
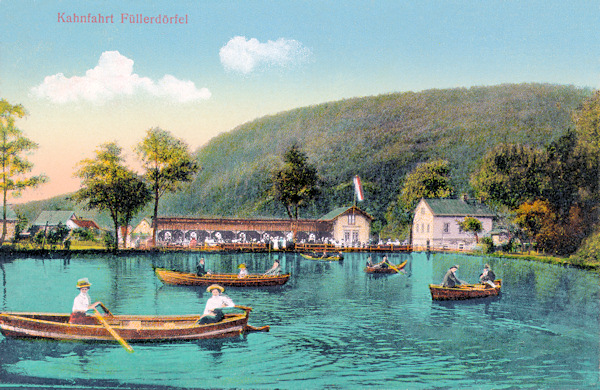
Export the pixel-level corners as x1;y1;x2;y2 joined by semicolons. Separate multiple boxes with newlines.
353;175;364;201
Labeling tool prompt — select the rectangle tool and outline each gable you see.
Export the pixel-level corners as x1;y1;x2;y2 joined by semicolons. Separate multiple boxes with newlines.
319;206;373;221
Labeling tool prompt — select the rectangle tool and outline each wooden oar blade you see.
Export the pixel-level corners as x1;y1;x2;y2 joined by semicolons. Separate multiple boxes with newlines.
93;309;134;353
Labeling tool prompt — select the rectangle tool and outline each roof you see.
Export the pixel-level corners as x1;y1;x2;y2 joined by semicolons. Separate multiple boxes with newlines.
32;210;76;226
71;219;100;229
320;206;374;221
0;205;17;220
421;198;495;217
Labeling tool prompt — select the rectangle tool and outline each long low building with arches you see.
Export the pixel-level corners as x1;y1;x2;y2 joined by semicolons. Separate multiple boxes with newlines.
153;206;373;248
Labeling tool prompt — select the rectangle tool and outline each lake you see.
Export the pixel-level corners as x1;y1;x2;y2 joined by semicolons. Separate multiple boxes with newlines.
0;251;598;389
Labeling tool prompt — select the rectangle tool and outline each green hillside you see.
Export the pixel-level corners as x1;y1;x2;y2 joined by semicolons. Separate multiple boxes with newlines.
15;83;592;234
163;83;592;224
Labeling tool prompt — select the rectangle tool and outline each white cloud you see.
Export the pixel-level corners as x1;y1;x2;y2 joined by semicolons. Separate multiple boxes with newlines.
31;51;211;104
219;36;311;74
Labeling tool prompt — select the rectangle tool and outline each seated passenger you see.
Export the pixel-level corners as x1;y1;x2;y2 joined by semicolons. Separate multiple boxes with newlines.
197;285;235;325
238;263;249;278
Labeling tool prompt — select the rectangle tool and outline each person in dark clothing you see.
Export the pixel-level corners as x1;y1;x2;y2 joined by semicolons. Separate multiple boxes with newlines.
196;258;207;276
442;265;465;287
479;264;496;288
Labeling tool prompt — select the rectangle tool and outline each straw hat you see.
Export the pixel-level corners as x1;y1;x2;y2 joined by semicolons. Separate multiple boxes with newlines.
237;263;246;269
206;284;224;293
76;278;92;289
450;265;459;270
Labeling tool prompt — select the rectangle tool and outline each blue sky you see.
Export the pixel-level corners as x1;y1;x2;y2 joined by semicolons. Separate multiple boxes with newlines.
1;0;598;202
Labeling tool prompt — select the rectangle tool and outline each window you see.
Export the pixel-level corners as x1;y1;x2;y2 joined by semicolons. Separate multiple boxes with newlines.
415;224;419;233
352;231;359;242
421;223;425;233
348;214;356;225
344;231;351;243
443;223;450;233
427;224;430;233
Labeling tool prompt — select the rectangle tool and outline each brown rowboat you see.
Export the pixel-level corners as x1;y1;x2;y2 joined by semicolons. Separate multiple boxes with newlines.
429;279;502;300
155;268;290;287
0;306;268;343
364;260;408;274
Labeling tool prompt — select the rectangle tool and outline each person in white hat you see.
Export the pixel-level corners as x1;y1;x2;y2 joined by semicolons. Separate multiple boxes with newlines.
197;284;235;325
69;278;101;324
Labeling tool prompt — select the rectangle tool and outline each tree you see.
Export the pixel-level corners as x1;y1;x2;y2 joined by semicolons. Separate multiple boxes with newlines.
471;144;544;209
270;145;320;219
399;159;454;210
136;127;199;244
573;90;600;155
542;131;597;223
73;142;151;251
514;200;554;251
458;216;483;243
0;99;48;243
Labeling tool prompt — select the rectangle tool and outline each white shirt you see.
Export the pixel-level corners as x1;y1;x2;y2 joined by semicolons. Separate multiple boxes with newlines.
72;291;91;313
203;295;235;315
238;268;249;278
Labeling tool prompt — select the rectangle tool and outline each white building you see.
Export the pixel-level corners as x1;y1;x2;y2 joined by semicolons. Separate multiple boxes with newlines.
412;198;495;251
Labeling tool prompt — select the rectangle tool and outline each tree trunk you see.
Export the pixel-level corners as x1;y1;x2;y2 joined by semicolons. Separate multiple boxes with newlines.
152;185;159;247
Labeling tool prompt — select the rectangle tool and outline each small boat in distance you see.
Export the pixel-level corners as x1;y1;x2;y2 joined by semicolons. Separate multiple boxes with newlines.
429;279;502;301
0;306;268;343
155;268;290;287
300;253;342;261
364;260;408;274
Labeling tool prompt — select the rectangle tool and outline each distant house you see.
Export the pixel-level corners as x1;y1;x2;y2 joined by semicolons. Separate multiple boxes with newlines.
71;218;101;231
412;198;495;251
320;206;373;246
0;205;19;241
131;218;153;248
30;211;78;233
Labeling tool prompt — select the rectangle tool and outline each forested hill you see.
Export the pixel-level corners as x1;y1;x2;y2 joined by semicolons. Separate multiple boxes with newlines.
15;83;592;232
163;83;591;224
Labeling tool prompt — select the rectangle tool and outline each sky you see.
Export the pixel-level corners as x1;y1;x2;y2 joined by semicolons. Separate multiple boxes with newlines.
1;0;599;203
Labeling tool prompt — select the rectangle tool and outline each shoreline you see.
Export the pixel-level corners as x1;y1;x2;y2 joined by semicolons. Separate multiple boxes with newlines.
0;246;597;273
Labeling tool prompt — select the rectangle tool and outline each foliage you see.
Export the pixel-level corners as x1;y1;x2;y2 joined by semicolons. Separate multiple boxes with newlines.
165;84;588;233
71;227;97;242
573;90;600;155
514;200;554;246
269;145;320;219
0;99;48;242
399;159;454;210
480;236;494;254
103;231;116;251
471;144;545;209
457;216;483;243
13;211;27;241
46;222;70;247
136;127;199;242
73;142;151;250
541;131;597;222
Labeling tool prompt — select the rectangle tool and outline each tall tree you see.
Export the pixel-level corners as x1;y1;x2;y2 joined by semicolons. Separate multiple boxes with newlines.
136;127;199;244
270;145;320;219
0;99;48;243
399;159;454;210
471;144;544;209
73;142;151;250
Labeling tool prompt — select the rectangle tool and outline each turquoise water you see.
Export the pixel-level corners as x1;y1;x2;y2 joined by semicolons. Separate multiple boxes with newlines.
0;251;598;389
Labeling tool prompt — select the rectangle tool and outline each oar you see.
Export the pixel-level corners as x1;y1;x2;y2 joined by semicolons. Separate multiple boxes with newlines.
98;302;114;317
93;308;134;353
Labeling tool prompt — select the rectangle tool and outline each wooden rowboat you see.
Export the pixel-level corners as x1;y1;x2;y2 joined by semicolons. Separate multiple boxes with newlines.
364;260;408;274
155;268;290;287
0;306;268;343
300;253;342;261
429;279;502;301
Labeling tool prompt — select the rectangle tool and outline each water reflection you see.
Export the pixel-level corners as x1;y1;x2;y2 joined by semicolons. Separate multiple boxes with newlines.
0;251;598;388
